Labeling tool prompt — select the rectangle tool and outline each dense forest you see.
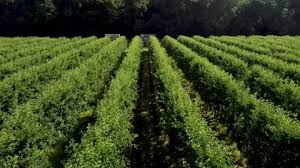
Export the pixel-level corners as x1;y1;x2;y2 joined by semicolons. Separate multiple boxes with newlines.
0;0;299;36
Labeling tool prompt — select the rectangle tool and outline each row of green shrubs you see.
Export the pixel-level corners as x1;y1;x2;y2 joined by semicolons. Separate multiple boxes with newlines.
151;36;235;168
211;36;271;55
0;37;90;80
207;36;300;83
0;37;53;56
0;38;64;65
246;35;300;56
0;37;127;167
65;36;143;168
178;36;249;80
0;37;47;47
0;37;109;121
214;36;300;64
162;36;300;167
179;36;300;119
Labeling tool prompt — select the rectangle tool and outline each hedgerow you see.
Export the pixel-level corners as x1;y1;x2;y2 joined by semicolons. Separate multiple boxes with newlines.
0;37;126;167
0;37;109;121
162;36;300;167
200;36;300;83
0;37;92;80
182;36;300;120
65;36;143;168
178;36;249;80
151;36;234;168
0;38;61;65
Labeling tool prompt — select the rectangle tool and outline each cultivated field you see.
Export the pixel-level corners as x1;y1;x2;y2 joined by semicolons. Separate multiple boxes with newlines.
0;35;299;168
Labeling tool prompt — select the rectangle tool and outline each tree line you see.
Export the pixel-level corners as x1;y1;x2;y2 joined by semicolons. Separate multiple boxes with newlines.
0;0;299;36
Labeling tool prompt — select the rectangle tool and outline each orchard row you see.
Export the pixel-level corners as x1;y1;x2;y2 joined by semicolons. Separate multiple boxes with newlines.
0;35;299;167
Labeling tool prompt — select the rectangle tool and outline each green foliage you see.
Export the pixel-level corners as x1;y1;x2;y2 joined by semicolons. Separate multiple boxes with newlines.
0;38;55;65
247;36;300;64
208;36;300;84
0;37;109;121
0;35;299;167
65;37;143;167
247;65;300;119
213;36;300;64
1;0;298;35
0;37;127;167
178;36;249;80
162;36;300;167
0;37;75;80
208;36;272;55
0;38;50;56
186;35;300;120
259;36;300;50
150;36;234;168
227;0;298;34
65;36;143;168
